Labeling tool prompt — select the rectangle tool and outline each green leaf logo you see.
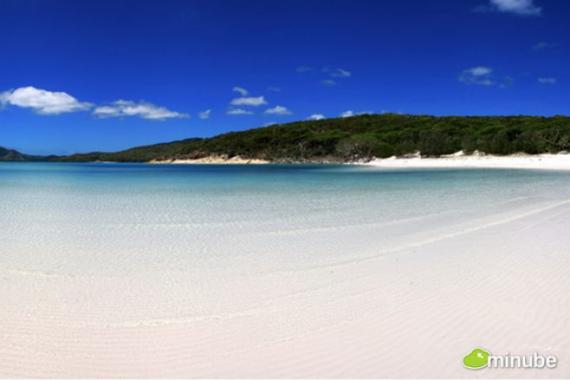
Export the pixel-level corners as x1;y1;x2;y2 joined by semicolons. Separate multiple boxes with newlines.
463;348;490;369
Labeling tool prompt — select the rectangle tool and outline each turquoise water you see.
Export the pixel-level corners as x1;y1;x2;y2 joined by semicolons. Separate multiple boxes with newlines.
2;163;570;275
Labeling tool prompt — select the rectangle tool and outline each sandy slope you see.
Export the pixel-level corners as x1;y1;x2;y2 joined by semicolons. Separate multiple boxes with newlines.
150;155;269;164
1;196;569;377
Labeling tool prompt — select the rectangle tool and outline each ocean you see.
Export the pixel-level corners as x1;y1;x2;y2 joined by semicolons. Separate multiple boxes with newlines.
1;162;567;273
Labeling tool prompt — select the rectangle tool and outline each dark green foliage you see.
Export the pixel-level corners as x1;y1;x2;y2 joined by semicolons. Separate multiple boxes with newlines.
58;138;203;162
4;114;570;163
0;147;45;161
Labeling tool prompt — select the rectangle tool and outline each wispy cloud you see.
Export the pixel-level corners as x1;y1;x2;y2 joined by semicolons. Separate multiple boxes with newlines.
232;86;249;96
198;109;211;119
265;105;292;115
458;66;495;86
307;114;325;121
321;79;337;87
93;100;188;120
298;65;351;86
230;96;267;107
319;67;352;87
323;67;352;78
532;41;558;51
538;77;557;85
0;86;92;115
500;76;514;88
296;65;313;73
227;108;253;115
477;0;542;16
267;86;281;92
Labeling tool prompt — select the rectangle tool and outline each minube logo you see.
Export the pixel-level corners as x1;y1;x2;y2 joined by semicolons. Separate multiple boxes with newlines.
463;348;490;369
463;347;558;370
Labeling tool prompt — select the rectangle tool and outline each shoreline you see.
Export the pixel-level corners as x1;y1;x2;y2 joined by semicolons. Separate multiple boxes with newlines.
5;152;570;171
149;155;270;165
367;152;570;171
148;152;570;170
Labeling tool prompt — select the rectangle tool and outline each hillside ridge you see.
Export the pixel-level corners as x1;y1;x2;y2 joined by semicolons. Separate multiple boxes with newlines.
4;114;570;163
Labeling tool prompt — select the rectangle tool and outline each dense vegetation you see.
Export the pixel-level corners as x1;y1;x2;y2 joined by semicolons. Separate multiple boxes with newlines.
4;114;570;162
58;138;203;163
0;146;45;161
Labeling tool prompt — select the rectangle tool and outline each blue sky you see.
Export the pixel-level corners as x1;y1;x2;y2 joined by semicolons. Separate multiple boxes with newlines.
0;0;568;155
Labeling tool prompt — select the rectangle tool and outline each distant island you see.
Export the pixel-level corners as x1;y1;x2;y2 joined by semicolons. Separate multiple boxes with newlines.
2;114;570;163
0;146;46;162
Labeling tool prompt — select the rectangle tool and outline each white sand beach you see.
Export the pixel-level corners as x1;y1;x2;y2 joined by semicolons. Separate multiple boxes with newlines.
368;152;570;171
1;164;569;378
150;155;270;164
150;152;570;170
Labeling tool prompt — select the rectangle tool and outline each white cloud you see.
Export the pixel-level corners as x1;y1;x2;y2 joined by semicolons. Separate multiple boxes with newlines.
93;100;188;120
459;66;495;86
227;108;253;115
230;96;267;106
468;66;492;76
340;110;372;118
92;105;120;118
198;109;211;119
267;86;281;92
307;114;325;120
232;86;248;96
321;79;337;87
0;86;92;115
324;67;352;78
488;0;542;16
538;77;557;85
265;105;292;115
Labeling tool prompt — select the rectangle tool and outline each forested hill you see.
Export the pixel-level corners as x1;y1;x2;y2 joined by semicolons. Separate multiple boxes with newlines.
4;114;570;163
59;114;570;163
0;146;46;161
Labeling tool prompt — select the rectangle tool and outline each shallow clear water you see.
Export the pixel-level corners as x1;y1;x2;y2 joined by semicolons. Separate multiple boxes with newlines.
2;163;570;276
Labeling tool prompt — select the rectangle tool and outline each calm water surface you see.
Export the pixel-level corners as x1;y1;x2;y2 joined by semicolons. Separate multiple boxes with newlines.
1;163;570;275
